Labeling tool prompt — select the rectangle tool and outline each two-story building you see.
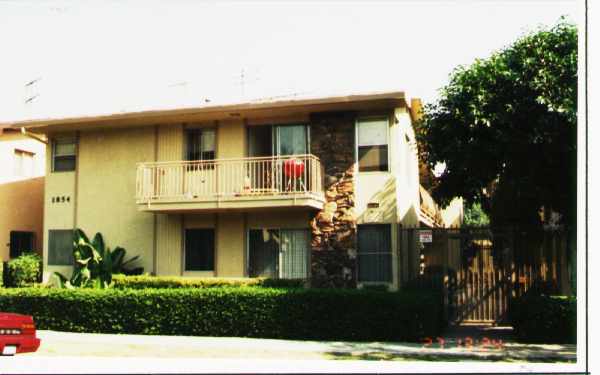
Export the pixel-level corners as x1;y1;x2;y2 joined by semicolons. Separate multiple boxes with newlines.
0;127;46;261
7;91;461;289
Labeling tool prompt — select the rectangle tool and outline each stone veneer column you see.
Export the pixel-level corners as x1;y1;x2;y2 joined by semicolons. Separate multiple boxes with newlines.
309;112;357;288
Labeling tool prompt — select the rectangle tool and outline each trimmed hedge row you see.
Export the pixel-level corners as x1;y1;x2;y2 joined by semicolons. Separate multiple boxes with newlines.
0;287;443;342
508;295;576;344
111;275;306;289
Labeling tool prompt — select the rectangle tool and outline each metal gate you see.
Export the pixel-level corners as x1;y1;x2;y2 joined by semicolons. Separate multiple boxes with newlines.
399;227;571;325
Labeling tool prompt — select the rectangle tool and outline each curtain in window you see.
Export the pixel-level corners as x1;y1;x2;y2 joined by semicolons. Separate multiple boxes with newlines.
280;229;309;279
276;125;308;156
186;129;215;161
249;228;309;279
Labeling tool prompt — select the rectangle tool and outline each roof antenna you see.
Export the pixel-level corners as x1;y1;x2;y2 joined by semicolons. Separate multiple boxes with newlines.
24;77;42;116
236;67;260;99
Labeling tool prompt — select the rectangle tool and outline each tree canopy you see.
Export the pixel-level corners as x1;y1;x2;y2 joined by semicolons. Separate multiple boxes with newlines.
417;20;577;228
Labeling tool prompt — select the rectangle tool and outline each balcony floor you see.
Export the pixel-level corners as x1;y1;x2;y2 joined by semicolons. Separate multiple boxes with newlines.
137;193;325;213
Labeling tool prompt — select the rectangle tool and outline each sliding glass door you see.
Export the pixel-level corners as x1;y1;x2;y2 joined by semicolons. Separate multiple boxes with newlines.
248;228;310;279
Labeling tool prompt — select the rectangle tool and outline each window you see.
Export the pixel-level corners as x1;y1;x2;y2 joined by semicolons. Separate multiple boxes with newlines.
14;149;35;177
48;230;74;266
247;124;309;157
357;118;388;172
248;228;309;279
52;138;76;172
9;231;35;258
357;224;392;282
184;229;215;271
186;129;215;161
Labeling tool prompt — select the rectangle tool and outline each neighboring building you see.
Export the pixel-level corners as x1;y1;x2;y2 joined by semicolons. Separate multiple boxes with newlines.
7;91;459;289
0;127;46;261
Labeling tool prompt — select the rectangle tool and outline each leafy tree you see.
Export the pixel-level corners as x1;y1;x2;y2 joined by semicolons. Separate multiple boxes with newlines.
417;20;577;229
463;202;490;227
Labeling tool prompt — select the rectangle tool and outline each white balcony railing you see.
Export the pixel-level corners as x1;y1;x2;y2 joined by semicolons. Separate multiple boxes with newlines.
136;154;324;206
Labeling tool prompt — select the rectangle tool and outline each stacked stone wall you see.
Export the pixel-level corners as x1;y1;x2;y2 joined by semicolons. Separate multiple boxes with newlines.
309;112;357;288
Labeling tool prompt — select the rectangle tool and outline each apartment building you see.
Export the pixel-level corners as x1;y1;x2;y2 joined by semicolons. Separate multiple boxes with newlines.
8;91;461;289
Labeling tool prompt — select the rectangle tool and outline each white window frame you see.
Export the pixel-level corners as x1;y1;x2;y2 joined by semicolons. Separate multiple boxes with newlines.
51;137;77;173
355;116;391;173
13;149;35;177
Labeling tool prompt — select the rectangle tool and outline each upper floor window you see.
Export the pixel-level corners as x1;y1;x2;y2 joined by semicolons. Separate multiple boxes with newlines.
14;149;35;177
357;118;389;172
52;137;76;172
247;124;309;157
186;128;215;161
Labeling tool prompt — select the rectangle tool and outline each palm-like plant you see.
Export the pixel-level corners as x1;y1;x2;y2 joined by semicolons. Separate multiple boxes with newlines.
53;229;142;288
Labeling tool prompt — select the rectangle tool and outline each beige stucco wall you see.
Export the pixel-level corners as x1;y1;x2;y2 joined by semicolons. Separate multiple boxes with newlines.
216;212;245;277
76;127;156;274
42;135;76;281
0;131;45;262
441;197;464;227
354;107;421;290
37;105;421;283
0;131;45;185
0;177;44;261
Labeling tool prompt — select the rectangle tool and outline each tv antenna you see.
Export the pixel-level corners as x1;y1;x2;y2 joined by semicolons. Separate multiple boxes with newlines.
24;77;42;116
235;67;260;98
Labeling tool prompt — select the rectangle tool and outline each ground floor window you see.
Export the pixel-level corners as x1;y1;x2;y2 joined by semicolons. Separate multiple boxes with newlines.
9;231;35;258
184;229;215;271
248;228;309;279
48;230;74;266
357;224;392;282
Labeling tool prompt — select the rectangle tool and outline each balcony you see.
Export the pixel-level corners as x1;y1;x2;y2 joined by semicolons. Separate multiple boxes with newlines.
135;154;325;212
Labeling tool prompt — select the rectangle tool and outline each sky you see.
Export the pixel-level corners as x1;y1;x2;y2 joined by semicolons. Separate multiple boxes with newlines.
0;0;578;122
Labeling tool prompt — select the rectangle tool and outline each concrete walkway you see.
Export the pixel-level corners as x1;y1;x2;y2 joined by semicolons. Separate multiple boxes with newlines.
18;329;575;363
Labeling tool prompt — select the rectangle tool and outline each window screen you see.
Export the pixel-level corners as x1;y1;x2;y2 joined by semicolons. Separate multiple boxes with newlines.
184;229;215;271
48;230;74;266
52;138;77;172
186;129;216;161
358;119;388;172
357;224;392;282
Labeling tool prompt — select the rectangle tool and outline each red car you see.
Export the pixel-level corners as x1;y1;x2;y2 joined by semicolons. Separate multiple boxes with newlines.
0;313;41;355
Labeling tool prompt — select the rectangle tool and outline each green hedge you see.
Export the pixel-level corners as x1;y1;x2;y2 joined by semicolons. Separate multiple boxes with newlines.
508;295;576;344
0;287;443;342
3;254;42;287
111;274;306;289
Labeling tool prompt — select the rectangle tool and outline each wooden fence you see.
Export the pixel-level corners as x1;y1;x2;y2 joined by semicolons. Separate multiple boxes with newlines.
399;227;573;324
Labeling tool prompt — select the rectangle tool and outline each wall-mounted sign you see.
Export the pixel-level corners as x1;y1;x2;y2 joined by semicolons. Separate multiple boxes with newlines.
419;230;433;243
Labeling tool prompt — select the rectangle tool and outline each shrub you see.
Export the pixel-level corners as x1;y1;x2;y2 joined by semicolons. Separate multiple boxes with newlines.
4;253;42;287
111;274;305;289
0;287;443;342
54;229;143;289
508;294;576;344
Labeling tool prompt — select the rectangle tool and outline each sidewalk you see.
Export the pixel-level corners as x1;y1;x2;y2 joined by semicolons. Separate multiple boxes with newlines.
20;330;575;363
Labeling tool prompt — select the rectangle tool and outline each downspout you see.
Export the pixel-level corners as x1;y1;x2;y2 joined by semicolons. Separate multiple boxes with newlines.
21;127;48;144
